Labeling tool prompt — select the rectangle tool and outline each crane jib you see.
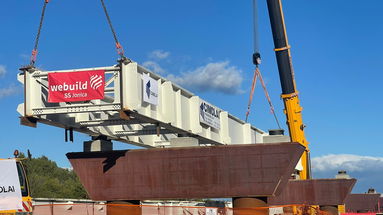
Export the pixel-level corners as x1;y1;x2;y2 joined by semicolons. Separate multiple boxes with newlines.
266;0;311;180
266;0;295;95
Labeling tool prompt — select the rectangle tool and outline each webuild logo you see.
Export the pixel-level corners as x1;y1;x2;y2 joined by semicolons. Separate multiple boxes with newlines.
90;75;103;90
48;70;105;103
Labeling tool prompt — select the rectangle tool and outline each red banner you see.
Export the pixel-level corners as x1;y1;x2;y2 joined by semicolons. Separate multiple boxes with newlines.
48;70;105;103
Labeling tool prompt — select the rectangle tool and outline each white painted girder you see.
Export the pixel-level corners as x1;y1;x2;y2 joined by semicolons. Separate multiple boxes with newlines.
17;61;266;148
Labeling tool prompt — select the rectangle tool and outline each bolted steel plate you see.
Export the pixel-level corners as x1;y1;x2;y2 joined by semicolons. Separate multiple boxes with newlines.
345;194;381;213
268;179;356;206
67;143;304;201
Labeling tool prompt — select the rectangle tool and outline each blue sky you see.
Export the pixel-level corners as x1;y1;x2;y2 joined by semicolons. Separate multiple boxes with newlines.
1;1;382;193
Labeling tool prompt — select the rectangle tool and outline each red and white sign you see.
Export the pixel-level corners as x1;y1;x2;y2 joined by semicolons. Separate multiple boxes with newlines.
48;70;105;103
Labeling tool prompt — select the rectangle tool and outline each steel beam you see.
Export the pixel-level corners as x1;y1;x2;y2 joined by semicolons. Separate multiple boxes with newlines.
268;179;356;206
67;142;304;201
79;119;141;127
345;194;381;213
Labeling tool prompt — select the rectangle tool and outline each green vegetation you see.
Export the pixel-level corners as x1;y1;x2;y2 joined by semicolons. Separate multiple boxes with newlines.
21;153;88;199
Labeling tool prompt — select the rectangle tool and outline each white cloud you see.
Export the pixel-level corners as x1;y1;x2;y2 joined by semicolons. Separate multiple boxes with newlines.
143;61;167;74
312;154;383;193
0;65;6;78
0;85;22;99
312;154;383;172
167;61;243;94
149;50;170;60
63;167;73;171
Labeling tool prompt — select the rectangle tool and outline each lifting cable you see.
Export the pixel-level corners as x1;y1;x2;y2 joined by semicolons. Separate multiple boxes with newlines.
100;0;126;59
252;0;260;60
245;0;281;129
30;0;50;66
245;68;258;122
256;68;282;129
245;68;281;130
28;0;127;66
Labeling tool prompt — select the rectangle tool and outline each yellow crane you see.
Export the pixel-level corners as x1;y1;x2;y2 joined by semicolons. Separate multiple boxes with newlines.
265;0;311;180
265;2;351;214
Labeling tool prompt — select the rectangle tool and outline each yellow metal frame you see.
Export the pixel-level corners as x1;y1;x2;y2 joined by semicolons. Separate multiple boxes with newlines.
282;93;309;180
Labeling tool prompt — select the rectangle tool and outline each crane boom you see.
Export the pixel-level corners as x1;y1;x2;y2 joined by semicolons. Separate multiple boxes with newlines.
266;0;311;179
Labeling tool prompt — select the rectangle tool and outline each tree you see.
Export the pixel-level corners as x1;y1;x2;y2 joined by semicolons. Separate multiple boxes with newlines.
21;153;88;199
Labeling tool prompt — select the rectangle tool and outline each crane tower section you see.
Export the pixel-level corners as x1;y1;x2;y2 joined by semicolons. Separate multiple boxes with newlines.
17;61;266;148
